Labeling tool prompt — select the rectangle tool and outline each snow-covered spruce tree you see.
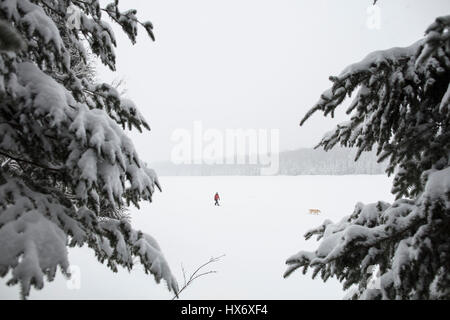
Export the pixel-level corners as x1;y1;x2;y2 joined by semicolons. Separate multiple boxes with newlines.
284;15;450;299
0;0;178;299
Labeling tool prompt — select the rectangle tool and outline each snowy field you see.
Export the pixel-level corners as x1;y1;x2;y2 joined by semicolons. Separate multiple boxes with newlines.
0;175;394;300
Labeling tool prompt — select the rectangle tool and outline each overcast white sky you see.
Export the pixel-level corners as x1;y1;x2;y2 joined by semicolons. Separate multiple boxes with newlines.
97;0;449;162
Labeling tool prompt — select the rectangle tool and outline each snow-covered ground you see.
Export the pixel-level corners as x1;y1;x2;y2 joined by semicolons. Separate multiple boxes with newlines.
0;175;394;300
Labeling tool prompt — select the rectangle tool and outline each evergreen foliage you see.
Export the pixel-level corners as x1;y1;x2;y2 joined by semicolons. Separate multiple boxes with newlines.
284;15;450;300
0;0;177;299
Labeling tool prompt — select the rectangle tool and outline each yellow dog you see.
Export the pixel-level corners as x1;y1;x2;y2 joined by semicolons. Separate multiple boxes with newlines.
308;209;321;215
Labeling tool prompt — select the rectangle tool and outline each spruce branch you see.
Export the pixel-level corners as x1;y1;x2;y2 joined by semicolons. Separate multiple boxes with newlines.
0;150;63;173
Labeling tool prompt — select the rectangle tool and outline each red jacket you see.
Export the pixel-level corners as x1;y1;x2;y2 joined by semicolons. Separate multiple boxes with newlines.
214;194;220;200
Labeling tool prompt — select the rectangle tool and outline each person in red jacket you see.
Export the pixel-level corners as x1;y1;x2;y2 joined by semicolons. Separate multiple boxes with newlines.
214;192;220;206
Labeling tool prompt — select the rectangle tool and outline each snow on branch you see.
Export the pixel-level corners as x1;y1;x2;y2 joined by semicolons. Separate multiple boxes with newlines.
286;15;450;299
0;0;176;298
285;168;449;299
300;15;450;200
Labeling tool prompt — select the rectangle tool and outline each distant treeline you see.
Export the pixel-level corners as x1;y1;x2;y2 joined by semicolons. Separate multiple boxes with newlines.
151;147;387;176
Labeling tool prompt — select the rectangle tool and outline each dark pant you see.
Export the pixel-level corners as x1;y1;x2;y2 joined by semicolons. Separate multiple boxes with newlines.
215;200;219;206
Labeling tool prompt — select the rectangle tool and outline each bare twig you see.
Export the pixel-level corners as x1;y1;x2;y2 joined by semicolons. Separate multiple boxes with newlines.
172;254;225;300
